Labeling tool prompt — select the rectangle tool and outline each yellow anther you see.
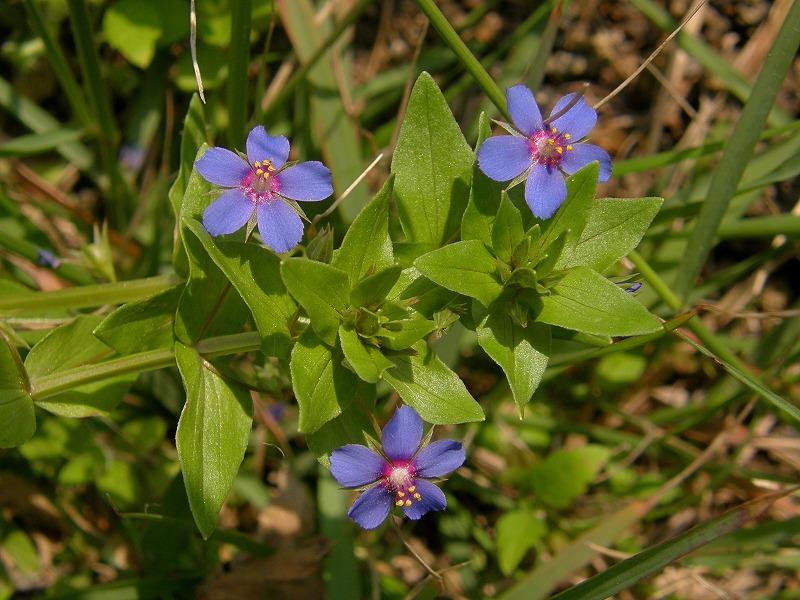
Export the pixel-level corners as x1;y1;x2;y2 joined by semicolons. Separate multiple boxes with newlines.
547;139;555;146
552;127;558;133
404;499;412;507
395;500;404;507
408;486;416;493
414;493;421;500
556;147;563;154
564;133;571;140
254;161;261;168
397;491;405;498
567;145;573;151
255;169;264;176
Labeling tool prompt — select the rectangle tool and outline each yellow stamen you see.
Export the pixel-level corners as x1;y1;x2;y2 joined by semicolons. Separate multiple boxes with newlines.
564;133;571;140
567;145;573;151
397;491;405;498
404;499;412;507
547;139;555;146
254;161;261;168
395;500;404;507
413;493;421;500
255;168;264;176
408;486;416;493
556;147;563;154
552;127;558;133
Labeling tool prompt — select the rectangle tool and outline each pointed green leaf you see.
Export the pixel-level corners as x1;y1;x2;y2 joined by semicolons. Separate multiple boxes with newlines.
382;342;484;425
462;112;501;245
281;258;350;346
175;342;252;538
537;162;598;255
185;219;296;359
492;193;525;263
349;266;402;308
94;286;182;353
537;267;661;337
497;508;547;575
531;445;611;509
477;312;550;415
557;197;663;272
331;176;395;284
0;331;34;448
290;329;358;433
392;72;473;246
339;325;393;384
414;240;502;307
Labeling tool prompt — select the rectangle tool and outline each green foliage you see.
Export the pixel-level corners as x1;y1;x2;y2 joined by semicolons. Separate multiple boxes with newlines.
496;508;547;575
531;446;611;509
0;332;34;448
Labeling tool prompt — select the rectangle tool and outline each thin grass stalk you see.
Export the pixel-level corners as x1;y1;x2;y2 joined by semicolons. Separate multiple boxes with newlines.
228;0;252;146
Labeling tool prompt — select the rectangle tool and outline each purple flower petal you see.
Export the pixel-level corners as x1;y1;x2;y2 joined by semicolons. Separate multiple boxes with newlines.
347;485;393;530
561;143;612;182
477;136;532;182
246;125;290;169
403;479;446;520
413;440;465;479
330;444;386;488
256;199;304;254
507;84;542;136
195;147;250;187
525;164;567;220
202;188;253;236
276;161;333;202
381;406;423;462
549;93;597;140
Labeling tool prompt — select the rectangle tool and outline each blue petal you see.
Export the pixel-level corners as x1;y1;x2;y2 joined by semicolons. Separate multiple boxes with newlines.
381;406;423;462
549;93;597;140
413;440;465;478
403;479;446;520
330;444;386;488
507;84;542;136
477;136;532;182
256;199;304;254
525;164;567;220
348;485;393;530
276;161;333;202
561;143;612;182
202;188;253;236
246;125;290;169
194;147;250;187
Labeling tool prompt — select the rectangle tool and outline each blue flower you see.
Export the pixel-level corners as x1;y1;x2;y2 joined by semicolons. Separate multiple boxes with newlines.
329;406;466;530
477;84;612;220
194;125;333;254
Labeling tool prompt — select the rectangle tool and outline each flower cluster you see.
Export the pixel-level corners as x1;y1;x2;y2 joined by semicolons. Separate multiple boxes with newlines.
330;406;465;529
194;126;333;254
477;84;612;220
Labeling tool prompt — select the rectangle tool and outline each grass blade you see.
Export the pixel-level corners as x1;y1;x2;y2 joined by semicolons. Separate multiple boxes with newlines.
674;0;800;299
227;0;252;147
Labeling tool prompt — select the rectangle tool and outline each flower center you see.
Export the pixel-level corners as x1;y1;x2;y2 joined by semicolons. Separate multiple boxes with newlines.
384;463;423;508
244;159;279;202
529;127;573;169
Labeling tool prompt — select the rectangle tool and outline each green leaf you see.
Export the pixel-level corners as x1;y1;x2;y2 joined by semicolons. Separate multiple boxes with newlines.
175;342;252;538
306;393;375;464
392;72;473;246
281;258;350;346
103;0;162;68
94;286;182;354
531;445;611;509
477;311;550;416
0;331;34;448
290;329;359;433
331;176;395;284
414;240;502;307
185;219;296;359
492;193;525;263
339;325;393;384
350;266;402;309
382;342;484;425
462;112;502;246
557;197;663;272
26;315;135;417
497;508;547;575
537;267;662;337
537;162;598;256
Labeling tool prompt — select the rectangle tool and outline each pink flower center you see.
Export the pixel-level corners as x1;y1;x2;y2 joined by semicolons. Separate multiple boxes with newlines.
242;159;280;203
528;126;574;169
382;461;423;508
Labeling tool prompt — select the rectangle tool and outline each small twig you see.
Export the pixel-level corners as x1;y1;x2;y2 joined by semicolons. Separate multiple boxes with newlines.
312;153;384;224
645;63;698;119
190;0;205;103
594;0;707;111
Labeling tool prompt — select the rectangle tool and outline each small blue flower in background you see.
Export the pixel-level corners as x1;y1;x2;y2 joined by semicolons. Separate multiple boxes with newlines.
36;249;61;269
477;84;612;220
330;406;465;530
194;125;333;254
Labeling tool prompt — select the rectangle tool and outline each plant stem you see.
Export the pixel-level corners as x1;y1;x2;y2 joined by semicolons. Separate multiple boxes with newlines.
414;0;509;120
0;275;178;313
227;0;252;147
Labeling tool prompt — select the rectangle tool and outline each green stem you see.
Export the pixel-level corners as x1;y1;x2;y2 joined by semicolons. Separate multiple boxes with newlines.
674;0;800;299
414;0;508;119
0;275;178;313
227;0;252;147
0;228;94;285
718;215;800;239
29;332;261;400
